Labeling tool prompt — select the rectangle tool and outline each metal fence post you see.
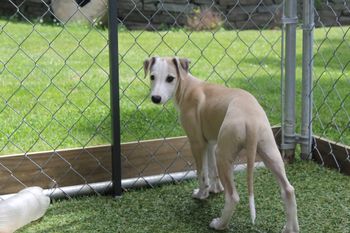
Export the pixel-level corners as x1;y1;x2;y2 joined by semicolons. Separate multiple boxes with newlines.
301;0;314;160
108;0;122;197
282;0;298;162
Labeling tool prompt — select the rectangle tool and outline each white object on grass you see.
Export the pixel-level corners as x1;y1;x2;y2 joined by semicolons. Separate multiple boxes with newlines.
51;0;107;23
0;187;50;233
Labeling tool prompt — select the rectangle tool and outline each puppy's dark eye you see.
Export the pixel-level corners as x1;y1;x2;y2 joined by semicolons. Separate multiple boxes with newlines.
166;75;175;83
150;75;155;81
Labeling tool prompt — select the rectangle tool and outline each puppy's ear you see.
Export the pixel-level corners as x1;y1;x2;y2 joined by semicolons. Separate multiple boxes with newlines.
143;57;156;78
179;58;190;73
172;57;191;79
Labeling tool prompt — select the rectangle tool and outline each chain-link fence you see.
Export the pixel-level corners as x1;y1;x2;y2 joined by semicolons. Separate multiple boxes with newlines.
0;0;112;197
0;0;349;199
0;0;284;198
311;0;350;174
117;0;285;192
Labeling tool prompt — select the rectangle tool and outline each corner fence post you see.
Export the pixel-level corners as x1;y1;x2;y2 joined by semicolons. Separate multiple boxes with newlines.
301;0;314;159
108;0;122;197
281;0;298;162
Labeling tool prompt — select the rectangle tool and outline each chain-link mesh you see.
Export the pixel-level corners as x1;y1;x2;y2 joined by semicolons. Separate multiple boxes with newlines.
0;0;285;197
0;0;112;197
1;0;348;198
118;0;284;187
311;0;350;172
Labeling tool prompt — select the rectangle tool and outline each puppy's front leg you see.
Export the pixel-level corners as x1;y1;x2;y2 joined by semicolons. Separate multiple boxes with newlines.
190;141;210;200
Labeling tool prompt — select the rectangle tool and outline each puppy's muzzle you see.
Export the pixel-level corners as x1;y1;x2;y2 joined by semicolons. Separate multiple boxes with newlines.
151;95;162;104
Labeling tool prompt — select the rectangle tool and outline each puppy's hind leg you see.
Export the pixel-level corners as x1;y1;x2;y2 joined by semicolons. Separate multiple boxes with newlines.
210;140;241;230
258;134;299;233
207;143;224;194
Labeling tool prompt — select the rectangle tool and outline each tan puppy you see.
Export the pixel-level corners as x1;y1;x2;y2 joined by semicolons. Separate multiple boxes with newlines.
144;56;299;233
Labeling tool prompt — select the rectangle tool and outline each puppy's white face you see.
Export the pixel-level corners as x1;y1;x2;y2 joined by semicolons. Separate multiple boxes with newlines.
149;58;178;104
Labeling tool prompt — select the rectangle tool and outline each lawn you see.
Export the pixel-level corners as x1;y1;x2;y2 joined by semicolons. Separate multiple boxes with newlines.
1;19;349;233
18;160;350;233
0;19;349;155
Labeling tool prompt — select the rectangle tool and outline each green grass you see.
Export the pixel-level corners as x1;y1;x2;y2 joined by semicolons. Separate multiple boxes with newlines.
0;20;349;155
18;160;350;233
1;20;348;233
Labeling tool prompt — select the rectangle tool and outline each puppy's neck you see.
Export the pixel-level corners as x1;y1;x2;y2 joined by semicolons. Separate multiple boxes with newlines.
174;73;201;108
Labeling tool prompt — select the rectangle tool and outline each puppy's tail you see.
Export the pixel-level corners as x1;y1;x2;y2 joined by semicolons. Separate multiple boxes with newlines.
246;126;258;225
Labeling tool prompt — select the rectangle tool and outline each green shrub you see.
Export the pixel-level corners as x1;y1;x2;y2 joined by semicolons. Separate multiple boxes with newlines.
186;7;223;31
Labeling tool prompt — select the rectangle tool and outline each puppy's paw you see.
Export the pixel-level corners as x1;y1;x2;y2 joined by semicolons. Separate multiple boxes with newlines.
282;224;299;233
192;188;209;200
209;218;227;230
209;181;224;194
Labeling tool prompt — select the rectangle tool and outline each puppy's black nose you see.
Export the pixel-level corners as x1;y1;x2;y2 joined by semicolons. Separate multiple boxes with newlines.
151;95;162;104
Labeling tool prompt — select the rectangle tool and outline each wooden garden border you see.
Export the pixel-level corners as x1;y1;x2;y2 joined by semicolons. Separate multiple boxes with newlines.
0;127;281;195
0;137;194;195
312;136;350;176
